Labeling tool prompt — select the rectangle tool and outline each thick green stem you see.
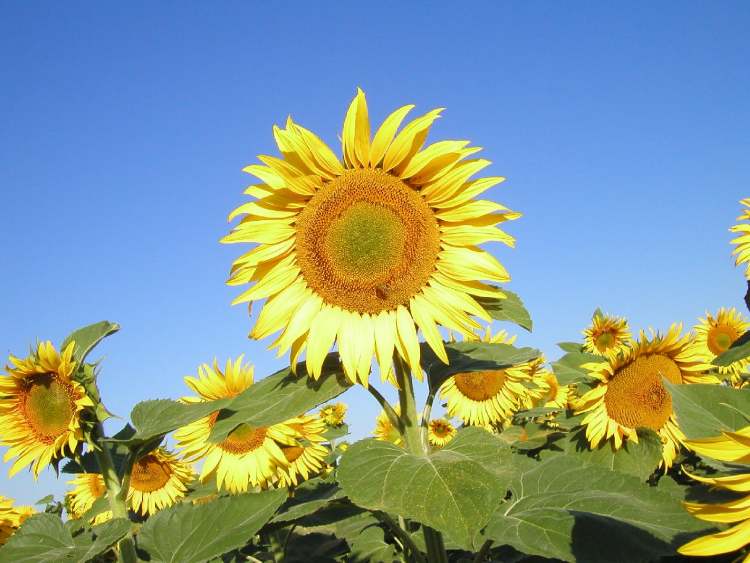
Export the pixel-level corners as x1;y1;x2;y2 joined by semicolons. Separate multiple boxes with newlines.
420;389;436;450
423;526;449;563
92;423;138;563
366;382;403;433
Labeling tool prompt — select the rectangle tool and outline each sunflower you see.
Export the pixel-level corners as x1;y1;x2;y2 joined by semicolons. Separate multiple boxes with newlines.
0;496;34;546
319;402;347;427
127;448;193;516
440;330;542;427
731;198;750;279
428;418;456;447
373;404;402;446
582;312;632;357
534;370;571;410
274;415;329;488
678;426;750;560
66;473;112;525
223;89;520;386
693;308;750;381
575;324;717;467
0;341;93;478
175;357;299;493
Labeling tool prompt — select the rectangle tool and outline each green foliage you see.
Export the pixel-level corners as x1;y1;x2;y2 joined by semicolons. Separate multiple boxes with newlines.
551;348;605;385
61;321;120;365
137;488;287;563
713;331;750;366
475;288;533;331
125;399;231;446
665;381;750;439
338;427;516;550
0;514;130;563
270;479;345;525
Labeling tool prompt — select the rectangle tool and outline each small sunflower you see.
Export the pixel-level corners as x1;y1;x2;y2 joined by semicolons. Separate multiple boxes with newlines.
440;330;541;427
730;198;750;279
582;312;632;357
319;403;347;427
0;341;93;478
274;415;329;487
373;405;402;446
224;89;520;386
66;473;112;525
127;448;193;516
534;370;572;410
0;496;34;546
428;418;456;447
175;357;299;493
678;426;750;560
575;324;717;468
693;308;750;380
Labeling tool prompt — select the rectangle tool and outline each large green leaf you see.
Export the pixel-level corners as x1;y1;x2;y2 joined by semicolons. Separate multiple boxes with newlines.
481;455;710;562
61;321;120;365
137;488;286;563
337;427;515;550
0;514;130;563
125;398;231;445
209;355;351;442
270;479;345;525
665;382;750;439
475;289;533;331
422;341;540;391
714;331;750;366
551;349;605;385
305;512;396;563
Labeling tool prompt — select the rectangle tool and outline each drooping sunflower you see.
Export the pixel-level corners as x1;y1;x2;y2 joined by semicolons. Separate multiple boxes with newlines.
575;324;717;467
440;330;541;428
319;402;347;427
175;357;300;493
692;308;750;382
582;312;632;357
0;496;34;546
534;369;572;410
730;198;750;279
66;473;112;525
373;404;402;446
128;448;193;516
678;426;750;561
274;415;329;488
223;89;520;386
0;341;93;478
428;418;456;447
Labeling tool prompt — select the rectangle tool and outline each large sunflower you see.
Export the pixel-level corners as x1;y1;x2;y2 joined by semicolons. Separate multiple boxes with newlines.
693;307;750;382
175;357;299;493
440;329;541;427
128;448;193;516
274;415;329;488
0;341;93;477
678;426;750;561
582;312;632;357
66;473;112;525
0;496;34;546
223;89;520;385
731;198;750;279
575;324;716;467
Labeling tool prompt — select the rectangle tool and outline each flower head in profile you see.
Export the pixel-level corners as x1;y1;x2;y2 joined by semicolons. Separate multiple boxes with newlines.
373;404;402;446
730;198;750;279
0;496;34;546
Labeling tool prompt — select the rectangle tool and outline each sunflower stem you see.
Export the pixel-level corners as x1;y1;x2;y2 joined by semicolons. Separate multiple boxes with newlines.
393;355;422;455
420;389;436;450
422;525;449;563
366;382;402;433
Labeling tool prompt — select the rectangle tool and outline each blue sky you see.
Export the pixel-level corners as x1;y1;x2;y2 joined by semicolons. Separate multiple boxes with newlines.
1;2;749;506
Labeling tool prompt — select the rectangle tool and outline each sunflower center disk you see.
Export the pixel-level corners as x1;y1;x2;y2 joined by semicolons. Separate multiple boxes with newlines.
220;423;268;454
432;422;451;437
295;168;441;314
454;370;506;401
708;327;736;355
130;455;172;492
604;354;682;430
594;331;616;352
22;374;74;440
282;445;305;463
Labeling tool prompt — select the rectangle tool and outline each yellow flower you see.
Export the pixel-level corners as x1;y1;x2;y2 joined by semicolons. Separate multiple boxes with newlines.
678;426;750;560
428;418;456;447
0;496;34;545
374;405;402;446
274;415;329;488
223;89;520;386
693;307;750;381
730;198;750;279
575;324;717;468
66;473;112;525
175;357;300;493
534;370;572;410
0;341;93;478
128;448;194;516
319;403;347;427
582;312;632;357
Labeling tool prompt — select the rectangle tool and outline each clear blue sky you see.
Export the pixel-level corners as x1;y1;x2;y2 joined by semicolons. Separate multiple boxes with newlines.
2;2;749;506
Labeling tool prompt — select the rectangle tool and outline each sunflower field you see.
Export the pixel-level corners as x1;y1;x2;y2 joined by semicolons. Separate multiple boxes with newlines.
2;90;750;563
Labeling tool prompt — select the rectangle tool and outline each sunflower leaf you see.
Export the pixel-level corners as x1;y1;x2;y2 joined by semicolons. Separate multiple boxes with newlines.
61;320;120;365
124;399;231;445
337;427;517;550
663;381;750;439
475;288;533;331
480;455;710;563
713;330;750;366
270;479;346;525
137;488;287;563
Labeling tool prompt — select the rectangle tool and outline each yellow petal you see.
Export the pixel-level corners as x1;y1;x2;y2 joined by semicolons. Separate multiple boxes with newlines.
369;104;414;167
382;108;443;173
396;305;422;380
342;88;371;168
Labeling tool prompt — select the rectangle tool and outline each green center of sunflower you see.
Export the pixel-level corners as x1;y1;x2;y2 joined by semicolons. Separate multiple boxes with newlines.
220;423;268;454
430;420;452;437
604;354;682;431
708;326;737;356
295;168;441;314
130;454;172;493
453;370;506;401
22;373;75;441
594;331;616;352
